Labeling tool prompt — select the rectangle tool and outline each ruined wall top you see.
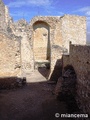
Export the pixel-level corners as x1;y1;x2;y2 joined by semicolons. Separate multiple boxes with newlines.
29;15;86;28
0;0;86;49
29;16;61;29
0;0;13;33
30;15;86;24
0;0;4;5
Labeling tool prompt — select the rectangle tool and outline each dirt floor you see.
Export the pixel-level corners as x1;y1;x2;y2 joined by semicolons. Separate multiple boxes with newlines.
0;69;73;120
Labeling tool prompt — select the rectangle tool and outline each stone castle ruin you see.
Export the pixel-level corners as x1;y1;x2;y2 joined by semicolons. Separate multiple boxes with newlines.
0;0;90;116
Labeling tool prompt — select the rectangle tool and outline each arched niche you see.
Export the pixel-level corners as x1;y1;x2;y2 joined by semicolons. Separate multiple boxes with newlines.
33;21;50;62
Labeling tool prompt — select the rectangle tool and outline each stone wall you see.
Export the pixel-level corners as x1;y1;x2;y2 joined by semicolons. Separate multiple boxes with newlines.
0;0;6;31
26;16;63;74
0;0;87;80
49;45;63;80
0;32;21;77
5;15;86;79
63;43;90;115
28;15;86;77
61;15;86;52
33;21;50;61
8;19;34;75
5;6;12;26
0;0;12;32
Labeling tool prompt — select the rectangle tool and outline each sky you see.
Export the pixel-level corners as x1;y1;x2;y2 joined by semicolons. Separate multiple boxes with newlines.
3;0;90;43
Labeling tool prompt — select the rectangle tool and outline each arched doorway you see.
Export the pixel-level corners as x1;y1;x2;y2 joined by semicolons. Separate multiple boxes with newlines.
33;21;50;78
33;21;50;61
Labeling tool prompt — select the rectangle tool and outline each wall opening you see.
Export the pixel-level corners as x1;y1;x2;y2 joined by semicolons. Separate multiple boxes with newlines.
57;65;79;113
33;21;50;74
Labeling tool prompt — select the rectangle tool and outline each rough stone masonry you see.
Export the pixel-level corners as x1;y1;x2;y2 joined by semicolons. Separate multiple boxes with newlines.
0;0;86;78
0;0;90;116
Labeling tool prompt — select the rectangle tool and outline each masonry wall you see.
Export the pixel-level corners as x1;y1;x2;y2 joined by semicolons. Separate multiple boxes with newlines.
28;16;63;74
63;43;90;115
33;21;50;61
61;15;86;52
9;20;34;76
8;15;86;78
28;15;86;75
0;0;6;31
0;32;21;77
0;0;87;80
50;45;63;80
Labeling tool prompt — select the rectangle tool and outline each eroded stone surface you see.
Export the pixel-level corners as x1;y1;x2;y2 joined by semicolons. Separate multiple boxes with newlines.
0;2;86;76
63;43;90;115
0;0;89;116
0;33;21;77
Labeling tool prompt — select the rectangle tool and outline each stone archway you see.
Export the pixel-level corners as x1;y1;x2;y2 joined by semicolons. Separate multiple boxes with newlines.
33;21;50;70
